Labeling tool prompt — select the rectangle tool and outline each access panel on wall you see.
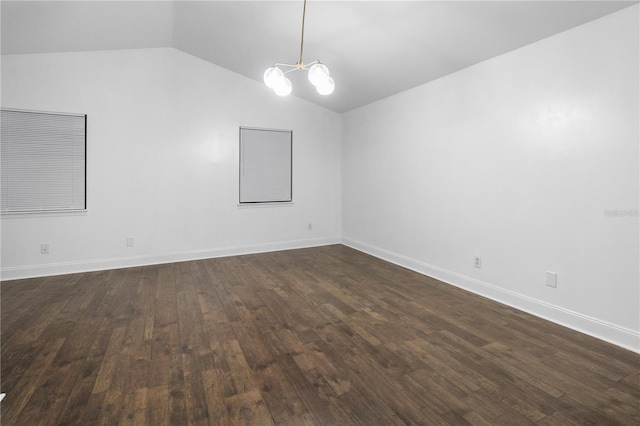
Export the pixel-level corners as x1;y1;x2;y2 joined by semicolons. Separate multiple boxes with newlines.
239;127;292;204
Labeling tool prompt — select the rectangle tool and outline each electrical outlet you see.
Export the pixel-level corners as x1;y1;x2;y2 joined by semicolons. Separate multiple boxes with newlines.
474;256;482;268
126;237;134;247
307;223;313;231
546;271;557;288
41;243;50;254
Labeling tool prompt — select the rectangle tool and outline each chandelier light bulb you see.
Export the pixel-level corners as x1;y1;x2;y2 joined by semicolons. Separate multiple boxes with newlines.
308;63;330;87
316;76;335;95
273;77;292;96
264;66;284;89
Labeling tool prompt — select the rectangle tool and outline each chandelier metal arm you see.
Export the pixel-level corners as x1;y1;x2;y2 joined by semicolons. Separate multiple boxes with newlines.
275;60;319;72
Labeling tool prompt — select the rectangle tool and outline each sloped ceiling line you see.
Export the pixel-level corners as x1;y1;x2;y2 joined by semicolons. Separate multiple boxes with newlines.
1;1;635;112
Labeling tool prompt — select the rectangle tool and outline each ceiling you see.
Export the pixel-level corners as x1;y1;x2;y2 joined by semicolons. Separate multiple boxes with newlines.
2;1;636;113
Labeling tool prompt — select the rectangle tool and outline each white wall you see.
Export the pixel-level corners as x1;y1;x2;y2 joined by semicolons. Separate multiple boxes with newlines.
1;48;342;278
342;6;639;351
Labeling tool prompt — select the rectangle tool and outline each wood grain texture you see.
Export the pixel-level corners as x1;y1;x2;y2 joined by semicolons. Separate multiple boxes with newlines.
2;245;638;425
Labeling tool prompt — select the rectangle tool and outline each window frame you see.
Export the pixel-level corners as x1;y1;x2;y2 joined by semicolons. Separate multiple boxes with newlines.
0;108;87;215
238;126;293;205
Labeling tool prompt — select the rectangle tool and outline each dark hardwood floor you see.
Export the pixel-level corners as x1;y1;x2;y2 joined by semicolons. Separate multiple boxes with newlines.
1;245;638;425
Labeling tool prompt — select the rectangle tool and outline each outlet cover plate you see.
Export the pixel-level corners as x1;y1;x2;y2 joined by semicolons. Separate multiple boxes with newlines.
474;256;482;268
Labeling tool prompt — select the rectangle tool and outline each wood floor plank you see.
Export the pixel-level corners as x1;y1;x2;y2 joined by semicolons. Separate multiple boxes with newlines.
146;385;170;425
200;369;229;425
2;245;639;424
252;362;310;424
75;390;106;426
92;327;127;394
223;389;272;425
56;373;100;425
184;372;210;425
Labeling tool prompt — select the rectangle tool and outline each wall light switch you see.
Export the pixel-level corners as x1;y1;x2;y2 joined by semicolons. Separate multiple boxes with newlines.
546;271;557;288
126;237;134;247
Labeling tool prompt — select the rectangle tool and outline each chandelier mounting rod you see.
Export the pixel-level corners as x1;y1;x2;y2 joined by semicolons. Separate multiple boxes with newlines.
298;0;307;67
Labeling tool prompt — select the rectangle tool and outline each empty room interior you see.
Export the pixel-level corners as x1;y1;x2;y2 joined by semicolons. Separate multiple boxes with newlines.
1;0;639;424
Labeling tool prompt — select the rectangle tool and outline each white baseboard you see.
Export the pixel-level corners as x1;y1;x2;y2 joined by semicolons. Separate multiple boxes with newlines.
342;237;640;354
0;236;341;281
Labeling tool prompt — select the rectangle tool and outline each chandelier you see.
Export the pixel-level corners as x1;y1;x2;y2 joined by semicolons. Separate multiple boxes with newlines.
263;0;334;97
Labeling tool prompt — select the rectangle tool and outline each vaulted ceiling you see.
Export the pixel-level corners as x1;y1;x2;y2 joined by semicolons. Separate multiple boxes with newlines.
2;1;636;113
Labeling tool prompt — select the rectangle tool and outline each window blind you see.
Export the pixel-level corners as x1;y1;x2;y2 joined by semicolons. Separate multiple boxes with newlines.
239;127;292;204
1;109;86;213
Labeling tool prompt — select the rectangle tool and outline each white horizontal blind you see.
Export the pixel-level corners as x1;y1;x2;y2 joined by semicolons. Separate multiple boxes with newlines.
1;109;86;213
239;127;292;204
